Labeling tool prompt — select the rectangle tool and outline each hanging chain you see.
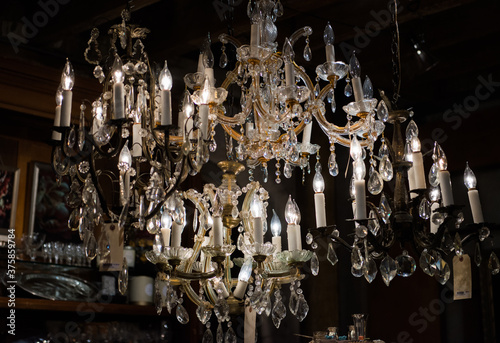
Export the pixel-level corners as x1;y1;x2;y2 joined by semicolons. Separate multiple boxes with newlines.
390;0;401;108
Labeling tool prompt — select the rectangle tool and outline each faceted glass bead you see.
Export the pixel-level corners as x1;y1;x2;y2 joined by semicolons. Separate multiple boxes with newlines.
327;243;338;266
396;251;416;277
419;249;438;277
344;82;353;97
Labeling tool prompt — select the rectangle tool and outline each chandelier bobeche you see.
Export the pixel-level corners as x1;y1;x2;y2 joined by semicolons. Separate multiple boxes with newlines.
50;0;498;339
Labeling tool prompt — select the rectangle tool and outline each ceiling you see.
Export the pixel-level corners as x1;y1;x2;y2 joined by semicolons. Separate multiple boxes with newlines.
0;0;499;167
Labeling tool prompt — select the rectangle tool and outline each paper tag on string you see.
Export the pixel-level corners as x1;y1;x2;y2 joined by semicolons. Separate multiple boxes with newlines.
453;254;472;300
244;305;256;343
99;223;124;272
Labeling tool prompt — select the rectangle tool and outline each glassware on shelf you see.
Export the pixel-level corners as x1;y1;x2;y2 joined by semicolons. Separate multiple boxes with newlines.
22;232;46;260
352;313;368;341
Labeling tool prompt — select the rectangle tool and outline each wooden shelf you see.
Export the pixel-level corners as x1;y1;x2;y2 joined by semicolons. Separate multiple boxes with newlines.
0;297;164;316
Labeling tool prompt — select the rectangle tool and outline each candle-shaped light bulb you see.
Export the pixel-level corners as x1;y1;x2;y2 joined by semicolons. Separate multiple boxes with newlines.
270;209;281;237
182;90;194;117
293;200;301;224
429;187;441;202
238;258;253;282
353;158;366;181
434;142;448;171
61;59;74;91
55;85;63;106
201;77;211;104
284;195;299;224
159;60;172;91
283;37;295;62
250;193;263;218
350;136;362;161
464;162;477;190
161;211;172;229
111;55;124;84
313;170;325;193
118;142;132;172
323;22;335;45
411;136;421;153
349;52;361;78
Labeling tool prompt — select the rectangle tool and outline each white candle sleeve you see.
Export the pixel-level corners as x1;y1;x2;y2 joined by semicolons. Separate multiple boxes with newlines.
186;115;194;140
287;225;297;251
160;90;172;126
52;106;62;141
204;68;215;87
430;202;441;234
314;193;327;227
60;90;73;127
302;123;312;145
352;77;364;102
199;104;209;140
213;216;223;246
354;180;367;219
285;62;295;86
325;44;335;63
294;225;302;250
233;280;248;299
351;201;359;228
161;228;171;247
468;189;484;224
412;152;426;190
250;23;260;48
438;170;454;207
113;82;125;120
272;236;282;253
171;223;183;247
253;217;263;244
407;163;417;199
177;111;186;137
132;123;142;157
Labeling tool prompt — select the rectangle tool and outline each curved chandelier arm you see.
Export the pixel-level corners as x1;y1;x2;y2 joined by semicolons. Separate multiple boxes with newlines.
218;33;242;49
288;26;313;47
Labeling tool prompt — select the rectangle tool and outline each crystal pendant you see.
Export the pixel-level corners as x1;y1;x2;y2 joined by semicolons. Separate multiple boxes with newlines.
377;100;389;122
118;258;128;295
303;44;312;61
429;163;439;187
434;258;451;285
363;257;378;283
378;142;389;158
314;83;320;97
351;265;363;277
367;169;383;195
355;225;368;239
363;76;373;98
479;226;490;241
474;242;482;267
454;233;463;255
176;303;189;324
396;251;416;277
489;252;500;275
367;210;380;236
327;89;333;103
331;97;336;113
154;284;163;315
405;120;419;141
419;249;434;276
265;295;272;317
203;324;214;343
196;301;212;324
351;247;364;269
165;286;178;314
67;127;76;149
418;198;431;220
380;255;397;286
216;322;224;343
219;51;228;68
379;193;392;224
214;298;230;322
289;290;298;315
118;201;129;229
305;232;313;245
344;82;353;97
328;153;339;176
327;243;338;266
284;162;293;178
225;322;237;343
295;295;309;322
84;231;97;260
379;155;393;181
272;291;286;328
311;252;319;276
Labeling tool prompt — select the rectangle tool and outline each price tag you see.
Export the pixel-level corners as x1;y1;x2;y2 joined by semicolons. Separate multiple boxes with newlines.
99;223;124;272
453;254;472;300
244;305;256;343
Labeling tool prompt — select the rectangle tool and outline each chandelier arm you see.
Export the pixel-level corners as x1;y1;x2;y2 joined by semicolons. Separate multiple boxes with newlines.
329;234;353;251
288;26;313;47
218;33;242;49
162;127;184;164
88;149;115;219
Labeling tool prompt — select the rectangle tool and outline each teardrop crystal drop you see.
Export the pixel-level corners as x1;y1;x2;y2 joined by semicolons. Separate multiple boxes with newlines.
474;242;482;267
327;243;338;266
303;44;312;61
118;258;128;295
84;231;97;260
310;252;319;276
363;257;378;283
379;155;393;181
367;210;380;236
418;198;431;220
433;258;450;285
363;76;373;98
367;169;383;195
344;82;353;97
202;326;214;343
377;100;389;122
224;325;237;343
216;322;224;343
196;301;212;324
380;255;397;286
331;97;336;113
67;127;76;149
219;51;228;68
328;153;339;176
314;83;320;97
429;163;439;186
283;162;293;178
176;304;189;324
378;142;389;158
489;252;500;275
351;246;364;269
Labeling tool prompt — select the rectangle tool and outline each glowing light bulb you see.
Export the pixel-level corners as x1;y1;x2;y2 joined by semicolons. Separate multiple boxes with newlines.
159;60;172;91
238;258;253;282
464;162;477;190
434;142;448;171
201;77;211;104
182;90;194;117
284;195;299;225
411;136;421;153
313;170;325;193
55;84;63;106
323;22;335;45
60;59;74;91
118;142;132;172
111;55;124;84
270;209;281;237
353;158;366;181
349;52;361;78
250;193;263;218
350;136;362;161
293;200;301;225
161;211;172;229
